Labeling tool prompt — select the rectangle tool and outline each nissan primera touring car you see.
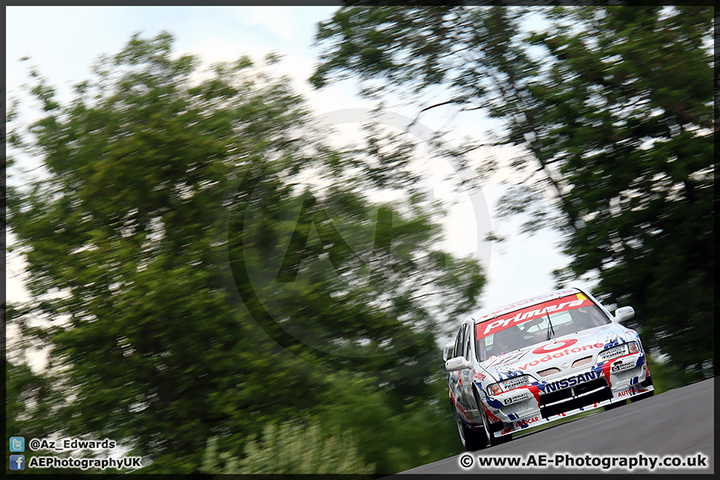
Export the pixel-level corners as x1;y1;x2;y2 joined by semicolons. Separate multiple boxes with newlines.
444;287;654;450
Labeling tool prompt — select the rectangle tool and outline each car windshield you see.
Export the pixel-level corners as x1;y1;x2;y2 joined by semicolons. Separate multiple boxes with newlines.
474;293;611;362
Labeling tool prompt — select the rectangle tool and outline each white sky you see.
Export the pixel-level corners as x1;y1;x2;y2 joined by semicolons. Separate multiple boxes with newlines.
5;6;580;342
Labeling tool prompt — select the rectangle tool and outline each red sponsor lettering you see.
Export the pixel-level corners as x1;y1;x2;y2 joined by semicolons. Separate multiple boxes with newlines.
517;415;540;427
618;388;635;397
532;338;578;354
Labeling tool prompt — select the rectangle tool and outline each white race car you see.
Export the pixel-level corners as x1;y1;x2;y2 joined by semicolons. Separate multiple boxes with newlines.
444;287;654;450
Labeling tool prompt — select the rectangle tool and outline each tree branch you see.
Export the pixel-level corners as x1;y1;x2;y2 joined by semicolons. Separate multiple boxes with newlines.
409;97;468;127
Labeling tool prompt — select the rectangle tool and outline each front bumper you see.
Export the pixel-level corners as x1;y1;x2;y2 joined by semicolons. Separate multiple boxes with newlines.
484;354;654;437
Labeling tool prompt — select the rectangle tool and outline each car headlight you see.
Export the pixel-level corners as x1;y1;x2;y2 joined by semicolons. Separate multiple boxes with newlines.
597;341;639;362
486;374;535;396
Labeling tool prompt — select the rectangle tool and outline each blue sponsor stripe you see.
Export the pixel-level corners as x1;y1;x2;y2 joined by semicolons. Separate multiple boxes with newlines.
486;397;503;408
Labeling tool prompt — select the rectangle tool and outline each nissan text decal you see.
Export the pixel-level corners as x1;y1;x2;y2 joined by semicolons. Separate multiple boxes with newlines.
476;294;591;339
536;364;604;393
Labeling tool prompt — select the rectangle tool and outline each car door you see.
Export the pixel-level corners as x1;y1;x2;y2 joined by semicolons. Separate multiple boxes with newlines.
448;325;465;410
459;321;479;418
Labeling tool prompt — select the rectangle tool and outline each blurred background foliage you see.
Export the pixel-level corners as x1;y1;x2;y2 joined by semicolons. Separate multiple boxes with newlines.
313;5;713;379
5;4;714;475
6;31;480;474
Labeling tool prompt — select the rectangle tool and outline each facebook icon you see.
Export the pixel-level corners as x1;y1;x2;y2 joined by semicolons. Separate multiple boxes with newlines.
10;455;25;470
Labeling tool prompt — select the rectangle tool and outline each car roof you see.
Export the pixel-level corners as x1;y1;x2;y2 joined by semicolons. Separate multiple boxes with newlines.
473;287;582;324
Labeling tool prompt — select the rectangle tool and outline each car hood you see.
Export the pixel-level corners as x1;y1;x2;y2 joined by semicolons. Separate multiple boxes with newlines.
478;323;639;382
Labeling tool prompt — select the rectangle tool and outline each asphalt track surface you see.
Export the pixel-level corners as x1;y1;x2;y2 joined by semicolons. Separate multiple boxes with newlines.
400;378;715;475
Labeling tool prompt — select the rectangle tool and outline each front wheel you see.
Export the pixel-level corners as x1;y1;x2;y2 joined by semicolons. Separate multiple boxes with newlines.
631;390;654;402
479;404;510;446
474;388;511;447
455;407;488;451
604;399;626;411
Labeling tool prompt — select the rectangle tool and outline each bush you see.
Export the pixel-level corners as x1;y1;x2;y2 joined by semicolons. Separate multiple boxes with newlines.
201;420;374;474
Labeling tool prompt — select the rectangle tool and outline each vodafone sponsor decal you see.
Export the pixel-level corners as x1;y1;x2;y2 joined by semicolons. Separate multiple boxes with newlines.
514;342;605;371
477;295;592;339
533;338;578;354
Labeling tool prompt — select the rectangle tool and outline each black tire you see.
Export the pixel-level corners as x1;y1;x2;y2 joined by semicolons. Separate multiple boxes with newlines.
631;376;654;402
479;404;510;446
604;399;626;411
631;390;654;402
473;387;511;447
454;407;488;451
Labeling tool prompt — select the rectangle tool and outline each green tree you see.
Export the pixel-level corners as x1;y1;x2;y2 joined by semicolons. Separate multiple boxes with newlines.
7;31;484;473
312;6;714;378
5;360;69;475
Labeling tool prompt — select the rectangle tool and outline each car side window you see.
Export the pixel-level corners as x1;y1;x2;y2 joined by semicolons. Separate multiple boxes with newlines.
453;328;463;358
457;324;468;359
463;325;472;361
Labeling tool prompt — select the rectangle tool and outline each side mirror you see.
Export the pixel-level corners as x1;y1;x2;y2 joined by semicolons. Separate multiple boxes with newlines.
442;344;454;361
445;356;472;372
614;306;635;323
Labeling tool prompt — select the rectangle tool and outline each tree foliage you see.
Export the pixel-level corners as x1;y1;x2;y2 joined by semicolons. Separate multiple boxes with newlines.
7;31;485;473
312;6;714;377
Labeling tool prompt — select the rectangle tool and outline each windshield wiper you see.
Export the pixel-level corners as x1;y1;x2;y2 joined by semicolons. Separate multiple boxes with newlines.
545;308;555;341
